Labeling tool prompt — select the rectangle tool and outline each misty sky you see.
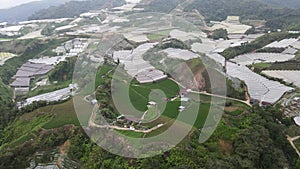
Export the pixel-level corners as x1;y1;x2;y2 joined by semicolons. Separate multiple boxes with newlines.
0;0;41;9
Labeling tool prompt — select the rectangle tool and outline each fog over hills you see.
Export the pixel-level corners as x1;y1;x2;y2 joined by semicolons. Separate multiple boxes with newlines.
0;0;85;23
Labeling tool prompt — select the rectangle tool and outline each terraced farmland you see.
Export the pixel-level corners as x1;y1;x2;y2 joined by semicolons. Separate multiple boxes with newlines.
0;52;16;65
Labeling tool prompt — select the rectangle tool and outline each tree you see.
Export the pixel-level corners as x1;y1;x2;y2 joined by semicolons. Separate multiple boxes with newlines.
211;29;228;40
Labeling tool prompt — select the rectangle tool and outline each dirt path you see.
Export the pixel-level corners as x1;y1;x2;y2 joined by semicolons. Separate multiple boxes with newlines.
287;135;300;157
88;104;164;134
169;78;252;107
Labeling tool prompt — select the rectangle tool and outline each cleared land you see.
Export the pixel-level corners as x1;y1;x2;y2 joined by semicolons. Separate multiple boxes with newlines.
143;105;159;122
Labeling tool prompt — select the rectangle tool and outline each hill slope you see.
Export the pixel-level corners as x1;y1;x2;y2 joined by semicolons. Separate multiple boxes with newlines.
183;0;300;30
29;0;126;20
257;0;300;9
0;0;79;23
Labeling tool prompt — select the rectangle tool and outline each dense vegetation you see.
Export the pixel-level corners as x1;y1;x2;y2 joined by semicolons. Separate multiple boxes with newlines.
256;47;285;53
41;21;71;36
256;0;300;8
48;56;77;82
29;0;125;20
137;0;184;13
209;28;228;40
0;125;79;169
137;0;300;30
266;60;300;71
183;0;300;30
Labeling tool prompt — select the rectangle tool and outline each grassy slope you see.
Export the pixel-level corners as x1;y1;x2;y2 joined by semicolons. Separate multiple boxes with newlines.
0;100;80;149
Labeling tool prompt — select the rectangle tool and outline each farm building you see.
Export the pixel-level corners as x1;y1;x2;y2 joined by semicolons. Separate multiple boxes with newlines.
10;62;54;96
10;78;30;88
19;18;72;25
135;69;167;84
181;97;190;102
28;56;68;65
282;47;298;55
113;43;167;83
55;24;77;32
227;62;294;105
80;12;100;18
230;53;295;66
264;38;299;48
18;84;77;108
14;62;54;79
160;48;200;60
0;25;24;36
226;16;240;24
291;40;300;50
262;71;300;88
294;117;300;127
210;19;252;34
53;46;66;55
169;29;205;42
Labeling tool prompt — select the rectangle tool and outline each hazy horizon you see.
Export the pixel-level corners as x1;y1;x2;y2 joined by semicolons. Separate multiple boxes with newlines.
0;0;41;9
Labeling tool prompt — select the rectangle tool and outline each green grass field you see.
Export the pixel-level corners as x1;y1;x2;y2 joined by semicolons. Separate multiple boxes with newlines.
147;30;171;40
42;100;80;129
27;80;71;98
129;79;180;111
127;78;215;130
252;62;271;70
95;65;250;138
95;65;114;87
143;105;159;122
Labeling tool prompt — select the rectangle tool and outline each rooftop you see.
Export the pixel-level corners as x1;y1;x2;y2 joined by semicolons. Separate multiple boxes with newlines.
15;62;54;78
10;78;30;87
294;117;300;126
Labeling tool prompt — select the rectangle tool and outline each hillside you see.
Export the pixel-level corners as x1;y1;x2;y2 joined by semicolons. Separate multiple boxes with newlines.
0;0;78;23
1;97;298;168
136;0;184;13
257;0;300;9
137;0;300;30
183;0;300;30
1;0;300;168
29;0;126;20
